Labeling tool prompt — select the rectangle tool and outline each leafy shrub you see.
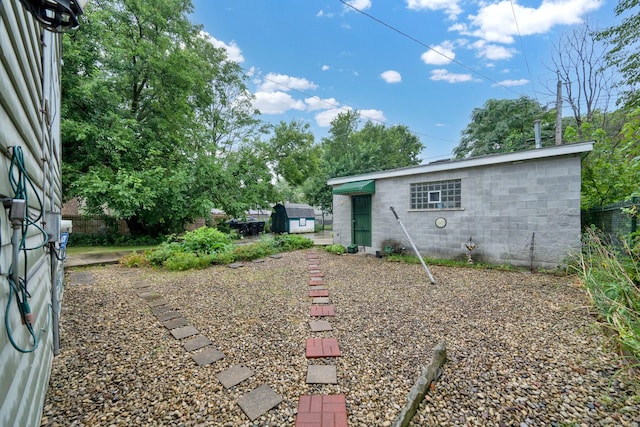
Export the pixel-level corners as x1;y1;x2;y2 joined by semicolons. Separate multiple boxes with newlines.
147;242;182;266
325;244;346;255
119;251;150;267
181;227;232;254
163;252;212;271
233;241;274;261
579;228;640;360
270;234;314;252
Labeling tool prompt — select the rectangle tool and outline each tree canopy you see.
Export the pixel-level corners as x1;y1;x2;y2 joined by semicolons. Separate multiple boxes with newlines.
62;0;274;235
453;96;555;158
305;111;424;213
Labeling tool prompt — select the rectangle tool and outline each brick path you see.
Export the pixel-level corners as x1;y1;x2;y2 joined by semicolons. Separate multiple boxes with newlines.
297;251;348;427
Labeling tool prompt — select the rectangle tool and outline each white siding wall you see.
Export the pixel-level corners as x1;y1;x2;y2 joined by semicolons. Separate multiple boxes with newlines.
1;2;63;426
288;218;315;234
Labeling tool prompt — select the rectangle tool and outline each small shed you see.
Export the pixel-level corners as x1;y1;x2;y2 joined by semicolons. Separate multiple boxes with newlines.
271;203;315;234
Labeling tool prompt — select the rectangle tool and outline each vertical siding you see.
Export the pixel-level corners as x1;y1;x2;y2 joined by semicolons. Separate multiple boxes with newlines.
1;2;62;426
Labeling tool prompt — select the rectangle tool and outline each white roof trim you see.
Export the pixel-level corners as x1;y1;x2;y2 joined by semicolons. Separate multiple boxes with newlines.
327;142;594;185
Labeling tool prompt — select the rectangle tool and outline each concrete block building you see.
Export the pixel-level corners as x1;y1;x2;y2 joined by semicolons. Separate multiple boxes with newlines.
328;142;593;269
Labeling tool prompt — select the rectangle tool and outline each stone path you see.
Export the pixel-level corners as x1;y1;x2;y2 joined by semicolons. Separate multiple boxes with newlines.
131;263;283;422
132;250;349;424
296;251;348;427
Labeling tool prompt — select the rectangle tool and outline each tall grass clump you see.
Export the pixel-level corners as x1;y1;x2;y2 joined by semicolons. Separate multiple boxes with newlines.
147;227;234;270
579;228;640;361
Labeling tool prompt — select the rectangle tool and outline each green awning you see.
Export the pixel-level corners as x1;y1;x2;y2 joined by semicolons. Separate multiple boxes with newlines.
332;179;375;195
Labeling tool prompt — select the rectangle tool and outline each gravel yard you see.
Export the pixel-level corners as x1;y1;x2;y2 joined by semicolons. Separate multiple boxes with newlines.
42;250;639;427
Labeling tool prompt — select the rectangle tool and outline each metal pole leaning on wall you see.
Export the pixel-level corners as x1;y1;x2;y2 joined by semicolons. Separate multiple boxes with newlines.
390;206;436;284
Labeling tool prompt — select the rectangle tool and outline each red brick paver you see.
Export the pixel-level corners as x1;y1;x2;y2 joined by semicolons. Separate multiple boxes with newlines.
306;338;341;358
309;279;326;286
310;305;335;317
309;289;329;297
309;272;324;278
295;395;348;427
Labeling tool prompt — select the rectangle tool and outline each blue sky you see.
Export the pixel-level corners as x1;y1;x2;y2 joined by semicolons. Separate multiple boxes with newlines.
191;0;618;162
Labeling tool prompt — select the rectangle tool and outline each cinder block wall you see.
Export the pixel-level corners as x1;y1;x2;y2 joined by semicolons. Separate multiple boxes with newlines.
333;154;583;269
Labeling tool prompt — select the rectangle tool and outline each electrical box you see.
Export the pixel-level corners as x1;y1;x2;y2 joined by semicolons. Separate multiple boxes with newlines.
61;219;73;233
45;212;61;243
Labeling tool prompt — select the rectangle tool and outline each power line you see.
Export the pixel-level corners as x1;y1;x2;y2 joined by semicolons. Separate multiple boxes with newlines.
509;0;538;103
337;0;523;97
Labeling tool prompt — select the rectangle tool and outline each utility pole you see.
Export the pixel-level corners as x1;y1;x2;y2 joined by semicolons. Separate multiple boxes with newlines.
555;72;562;145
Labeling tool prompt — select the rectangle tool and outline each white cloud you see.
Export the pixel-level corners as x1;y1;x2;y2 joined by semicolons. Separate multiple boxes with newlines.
471;40;515;60
322;65;330;71
258;73;318;93
465;0;603;44
421;41;456;65
201;32;245;63
359;109;386;122
253;91;306;114
345;0;372;11
305;96;339;111
317;10;334;18
430;69;473;83
495;79;529;87
316;107;353;127
381;70;402;83
406;0;462;19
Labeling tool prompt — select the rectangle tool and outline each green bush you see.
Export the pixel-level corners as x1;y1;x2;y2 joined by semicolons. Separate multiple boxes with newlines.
270;234;314;252
118;251;150;267
181;226;232;254
147;242;182;266
579;228;640;360
163;252;212;271
233;241;275;261
325;244;346;255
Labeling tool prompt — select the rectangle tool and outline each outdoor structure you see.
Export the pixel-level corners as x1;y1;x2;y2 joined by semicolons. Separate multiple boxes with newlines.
271;203;316;234
0;1;83;425
328;142;594;269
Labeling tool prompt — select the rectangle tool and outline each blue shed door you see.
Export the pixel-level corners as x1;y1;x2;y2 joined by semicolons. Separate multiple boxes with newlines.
352;195;372;246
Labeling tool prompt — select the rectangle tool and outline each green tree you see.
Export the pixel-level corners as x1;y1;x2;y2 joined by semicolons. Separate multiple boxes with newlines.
262;120;320;187
62;0;272;235
566;109;640;208
597;0;640;109
306;111;423;213
454;96;555;158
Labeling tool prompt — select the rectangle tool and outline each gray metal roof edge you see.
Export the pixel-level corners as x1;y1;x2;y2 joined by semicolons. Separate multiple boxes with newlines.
327;141;594;185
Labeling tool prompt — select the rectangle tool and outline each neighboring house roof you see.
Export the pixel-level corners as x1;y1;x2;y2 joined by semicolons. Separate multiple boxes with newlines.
283;203;315;218
327;142;594;185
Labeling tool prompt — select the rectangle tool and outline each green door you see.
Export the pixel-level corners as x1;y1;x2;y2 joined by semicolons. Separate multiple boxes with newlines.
352;195;372;246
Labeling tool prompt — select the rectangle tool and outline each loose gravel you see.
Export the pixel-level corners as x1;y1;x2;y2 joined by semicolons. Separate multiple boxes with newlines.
42;250;640;426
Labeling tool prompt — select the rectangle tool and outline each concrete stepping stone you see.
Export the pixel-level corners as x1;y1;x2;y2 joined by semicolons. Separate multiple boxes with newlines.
309;289;329;298
151;305;173;316
252;258;265;263
269;254;283;259
295;395;348;427
309;320;333;332
310;305;335;317
309;285;327;290
139;291;162;300
306;365;337;384
306;338;341;358
148;299;169;307
171;325;199;339
312;297;330;304
163;317;189;330
132;282;151;289
183;335;213;352
228;262;244;269
216;364;253;389
191;348;224;366
157;311;181;322
238;384;283;421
